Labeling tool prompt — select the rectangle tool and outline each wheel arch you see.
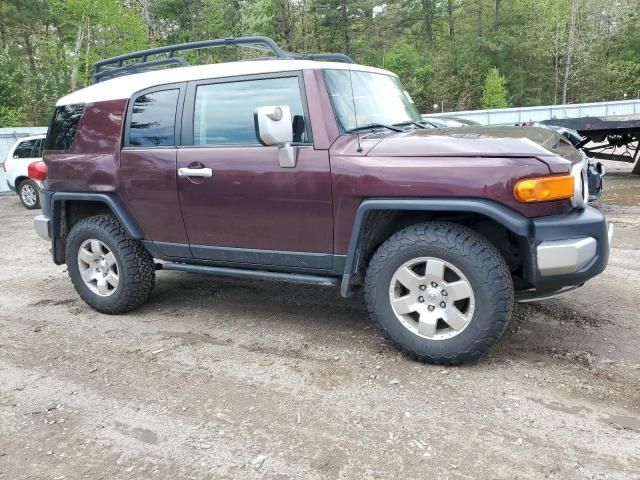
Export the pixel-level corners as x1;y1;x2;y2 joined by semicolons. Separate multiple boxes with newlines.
14;175;29;188
340;198;533;297
49;193;144;264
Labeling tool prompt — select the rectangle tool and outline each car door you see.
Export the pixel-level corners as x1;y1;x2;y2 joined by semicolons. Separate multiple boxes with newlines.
177;72;334;271
120;84;192;257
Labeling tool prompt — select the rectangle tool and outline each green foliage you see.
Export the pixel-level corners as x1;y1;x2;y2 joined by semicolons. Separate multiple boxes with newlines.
0;0;639;127
481;67;509;109
0;105;24;127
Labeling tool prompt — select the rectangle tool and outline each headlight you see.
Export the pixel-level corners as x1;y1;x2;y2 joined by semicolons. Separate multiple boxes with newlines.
571;153;589;209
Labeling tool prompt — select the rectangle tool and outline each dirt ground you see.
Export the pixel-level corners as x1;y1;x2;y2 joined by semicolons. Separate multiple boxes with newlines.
1;160;639;480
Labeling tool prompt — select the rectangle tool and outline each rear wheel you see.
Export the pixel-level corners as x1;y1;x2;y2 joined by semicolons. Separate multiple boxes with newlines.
18;179;40;209
364;222;514;365
66;215;155;314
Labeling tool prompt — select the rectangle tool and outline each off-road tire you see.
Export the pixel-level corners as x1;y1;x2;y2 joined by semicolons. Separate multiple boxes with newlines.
66;215;155;314
364;222;514;365
18;179;40;209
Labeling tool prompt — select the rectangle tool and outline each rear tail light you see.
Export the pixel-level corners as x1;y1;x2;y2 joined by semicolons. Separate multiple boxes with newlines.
513;174;574;203
28;161;48;181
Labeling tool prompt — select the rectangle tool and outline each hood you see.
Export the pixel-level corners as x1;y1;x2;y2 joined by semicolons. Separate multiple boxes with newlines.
367;126;582;164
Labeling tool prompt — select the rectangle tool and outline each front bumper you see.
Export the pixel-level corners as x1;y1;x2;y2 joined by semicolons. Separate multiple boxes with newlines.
528;205;612;291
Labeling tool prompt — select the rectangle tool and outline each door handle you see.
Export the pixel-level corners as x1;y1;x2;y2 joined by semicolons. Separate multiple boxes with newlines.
178;167;213;178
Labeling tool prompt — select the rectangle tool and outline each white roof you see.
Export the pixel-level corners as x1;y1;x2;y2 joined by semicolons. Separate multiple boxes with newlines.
57;60;396;106
10;133;46;142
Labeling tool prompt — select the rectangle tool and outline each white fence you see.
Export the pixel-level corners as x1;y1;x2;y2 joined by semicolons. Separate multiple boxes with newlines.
423;99;640;126
0;127;47;193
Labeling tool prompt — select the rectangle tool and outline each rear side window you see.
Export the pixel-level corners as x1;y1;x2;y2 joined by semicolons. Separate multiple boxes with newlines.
13;139;37;158
45;104;85;150
33;138;44;157
128;89;179;147
193;76;309;146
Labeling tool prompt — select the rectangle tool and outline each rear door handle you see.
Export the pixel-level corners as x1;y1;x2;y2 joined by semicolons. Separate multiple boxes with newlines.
178;167;213;178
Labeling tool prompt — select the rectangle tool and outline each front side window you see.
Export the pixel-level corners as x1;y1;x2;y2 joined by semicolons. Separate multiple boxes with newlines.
324;69;421;131
45;104;85;150
193;76;309;146
13;139;37;158
129;89;179;147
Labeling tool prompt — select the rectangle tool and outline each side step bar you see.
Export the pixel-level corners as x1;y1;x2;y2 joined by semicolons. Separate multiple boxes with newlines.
515;284;583;303
160;262;340;287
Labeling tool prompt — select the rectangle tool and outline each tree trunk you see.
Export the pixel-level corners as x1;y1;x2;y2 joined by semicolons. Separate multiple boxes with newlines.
139;0;153;41
562;0;578;104
494;0;501;31
22;33;37;76
422;0;433;47
477;0;483;37
70;25;85;92
447;0;455;42
341;0;351;56
276;0;293;50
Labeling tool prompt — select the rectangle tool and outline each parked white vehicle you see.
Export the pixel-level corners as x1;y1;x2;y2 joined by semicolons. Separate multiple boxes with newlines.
1;134;45;209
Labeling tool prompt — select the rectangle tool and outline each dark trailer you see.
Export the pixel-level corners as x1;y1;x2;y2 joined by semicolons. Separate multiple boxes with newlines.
542;114;640;174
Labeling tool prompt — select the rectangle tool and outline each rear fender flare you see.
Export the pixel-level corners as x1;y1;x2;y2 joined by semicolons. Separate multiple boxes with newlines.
50;192;144;240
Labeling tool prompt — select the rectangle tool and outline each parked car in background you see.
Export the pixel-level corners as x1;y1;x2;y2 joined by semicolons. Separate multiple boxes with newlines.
2;134;46;209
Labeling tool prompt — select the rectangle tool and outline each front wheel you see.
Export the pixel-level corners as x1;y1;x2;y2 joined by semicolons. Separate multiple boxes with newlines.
18;179;40;209
66;215;155;314
364;222;514;365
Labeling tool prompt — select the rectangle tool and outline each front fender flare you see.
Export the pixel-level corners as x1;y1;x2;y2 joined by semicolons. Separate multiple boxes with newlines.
340;198;532;297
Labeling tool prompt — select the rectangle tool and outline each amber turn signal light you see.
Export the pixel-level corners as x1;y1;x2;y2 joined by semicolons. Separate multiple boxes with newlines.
513;175;574;203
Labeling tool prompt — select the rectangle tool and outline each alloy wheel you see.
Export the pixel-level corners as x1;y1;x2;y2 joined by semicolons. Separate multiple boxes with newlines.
77;239;119;296
388;256;475;340
20;183;37;207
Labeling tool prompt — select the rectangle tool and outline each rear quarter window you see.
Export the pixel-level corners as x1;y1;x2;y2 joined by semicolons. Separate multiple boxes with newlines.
45;104;85;150
127;89;179;147
13;139;37;158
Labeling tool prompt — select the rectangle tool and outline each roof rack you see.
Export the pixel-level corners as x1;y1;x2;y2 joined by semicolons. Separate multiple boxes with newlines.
92;36;355;83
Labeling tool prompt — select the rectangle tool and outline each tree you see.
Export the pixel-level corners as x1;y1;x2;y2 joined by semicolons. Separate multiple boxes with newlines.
480;67;509;108
1;0;640;126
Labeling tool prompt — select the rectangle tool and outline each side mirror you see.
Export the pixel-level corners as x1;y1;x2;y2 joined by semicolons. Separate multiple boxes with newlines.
255;105;296;168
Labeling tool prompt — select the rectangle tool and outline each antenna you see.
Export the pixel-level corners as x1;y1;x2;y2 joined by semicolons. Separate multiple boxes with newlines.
347;61;363;153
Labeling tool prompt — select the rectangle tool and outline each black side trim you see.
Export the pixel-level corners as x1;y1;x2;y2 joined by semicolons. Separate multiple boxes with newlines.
161;263;340;286
50;192;144;239
142;240;192;259
340;198;532;297
190;244;333;270
144;241;346;274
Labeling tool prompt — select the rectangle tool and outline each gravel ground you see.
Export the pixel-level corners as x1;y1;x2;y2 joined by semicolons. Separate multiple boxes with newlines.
1;160;639;479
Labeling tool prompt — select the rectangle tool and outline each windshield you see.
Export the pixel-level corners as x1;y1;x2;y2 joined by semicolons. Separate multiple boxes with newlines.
324;69;421;131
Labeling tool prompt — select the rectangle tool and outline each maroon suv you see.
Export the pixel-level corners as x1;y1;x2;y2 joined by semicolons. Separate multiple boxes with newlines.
33;37;613;364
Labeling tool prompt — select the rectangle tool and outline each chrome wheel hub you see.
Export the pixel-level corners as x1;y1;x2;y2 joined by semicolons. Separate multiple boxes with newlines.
388;257;475;340
21;184;36;206
77;239;119;297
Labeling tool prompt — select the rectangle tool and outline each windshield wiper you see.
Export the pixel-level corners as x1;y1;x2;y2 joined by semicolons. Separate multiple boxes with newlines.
347;122;403;133
392;121;427;130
